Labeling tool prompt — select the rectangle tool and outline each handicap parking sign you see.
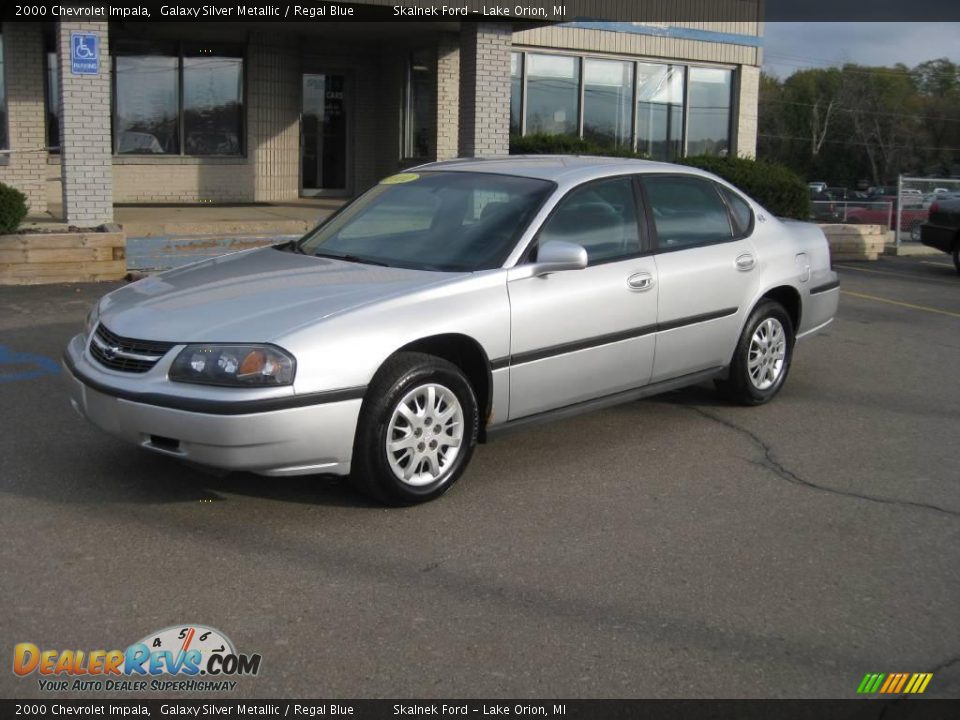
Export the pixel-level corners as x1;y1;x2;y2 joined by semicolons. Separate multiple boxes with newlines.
71;32;99;75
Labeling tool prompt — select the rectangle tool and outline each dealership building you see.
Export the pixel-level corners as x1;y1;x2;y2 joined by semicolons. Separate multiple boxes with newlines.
0;1;762;224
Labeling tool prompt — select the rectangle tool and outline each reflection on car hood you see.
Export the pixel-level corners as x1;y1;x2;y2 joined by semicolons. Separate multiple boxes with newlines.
99;247;460;343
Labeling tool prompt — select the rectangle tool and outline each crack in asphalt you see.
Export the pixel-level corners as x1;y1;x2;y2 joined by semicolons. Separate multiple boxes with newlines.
689;406;960;518
930;654;960;676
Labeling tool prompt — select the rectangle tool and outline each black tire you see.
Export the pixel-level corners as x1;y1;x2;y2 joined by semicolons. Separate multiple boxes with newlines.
716;300;795;406
351;351;478;506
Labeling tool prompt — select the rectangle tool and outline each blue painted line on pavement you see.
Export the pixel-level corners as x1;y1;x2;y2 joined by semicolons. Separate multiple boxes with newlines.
0;345;61;384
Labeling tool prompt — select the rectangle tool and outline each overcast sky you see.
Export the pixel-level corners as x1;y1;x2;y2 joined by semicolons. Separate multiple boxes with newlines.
762;23;960;77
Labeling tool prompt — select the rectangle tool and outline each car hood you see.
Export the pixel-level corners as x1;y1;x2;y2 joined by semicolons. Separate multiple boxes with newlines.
99;247;461;343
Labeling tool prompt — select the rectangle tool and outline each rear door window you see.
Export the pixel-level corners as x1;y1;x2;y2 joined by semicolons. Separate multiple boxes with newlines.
643;175;735;250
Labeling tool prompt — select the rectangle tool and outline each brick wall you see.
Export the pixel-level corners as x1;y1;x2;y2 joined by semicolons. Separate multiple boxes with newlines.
735;65;759;158
249;34;300;202
458;24;512;158
0;23;48;214
57;21;112;224
436;34;460;161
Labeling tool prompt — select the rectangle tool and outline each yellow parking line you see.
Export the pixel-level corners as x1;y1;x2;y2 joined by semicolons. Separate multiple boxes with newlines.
834;264;958;286
841;290;960;319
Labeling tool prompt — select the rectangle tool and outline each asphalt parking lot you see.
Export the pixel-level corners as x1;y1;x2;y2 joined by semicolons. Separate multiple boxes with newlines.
1;255;958;700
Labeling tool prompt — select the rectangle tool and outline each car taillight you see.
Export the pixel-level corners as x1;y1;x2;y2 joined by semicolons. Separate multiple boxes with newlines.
930;201;940;213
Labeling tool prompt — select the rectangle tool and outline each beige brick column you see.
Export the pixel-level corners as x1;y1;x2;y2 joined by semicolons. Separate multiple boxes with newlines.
458;24;511;158
436;34;460;161
248;33;301;202
57;21;112;224
0;23;47;214
734;65;760;159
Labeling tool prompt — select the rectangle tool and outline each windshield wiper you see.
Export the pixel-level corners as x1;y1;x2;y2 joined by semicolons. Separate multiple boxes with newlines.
313;251;389;267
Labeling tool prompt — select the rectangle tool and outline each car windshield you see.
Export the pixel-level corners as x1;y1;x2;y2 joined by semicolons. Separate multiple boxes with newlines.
296;171;555;271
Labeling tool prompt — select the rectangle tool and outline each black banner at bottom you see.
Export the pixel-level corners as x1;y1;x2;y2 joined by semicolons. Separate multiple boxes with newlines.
2;700;959;720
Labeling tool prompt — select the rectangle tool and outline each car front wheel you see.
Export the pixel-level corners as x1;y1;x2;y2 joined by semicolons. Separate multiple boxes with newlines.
717;300;795;406
352;352;478;505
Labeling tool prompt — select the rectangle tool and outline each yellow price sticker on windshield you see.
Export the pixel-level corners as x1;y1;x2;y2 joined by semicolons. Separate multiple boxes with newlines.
381;173;420;185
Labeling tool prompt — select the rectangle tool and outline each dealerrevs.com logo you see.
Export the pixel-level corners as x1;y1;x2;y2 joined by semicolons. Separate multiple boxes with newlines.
13;625;262;693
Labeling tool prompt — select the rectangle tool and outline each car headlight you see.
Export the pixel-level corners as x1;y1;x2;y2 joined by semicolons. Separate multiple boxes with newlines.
169;344;296;387
85;303;101;338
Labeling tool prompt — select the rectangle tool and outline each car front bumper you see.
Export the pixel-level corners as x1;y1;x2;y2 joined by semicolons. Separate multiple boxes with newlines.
63;334;361;477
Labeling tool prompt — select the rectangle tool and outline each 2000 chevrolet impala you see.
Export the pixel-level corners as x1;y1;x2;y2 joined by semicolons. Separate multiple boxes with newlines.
64;157;839;504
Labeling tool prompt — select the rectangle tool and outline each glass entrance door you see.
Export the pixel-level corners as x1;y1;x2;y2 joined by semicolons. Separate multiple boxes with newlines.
301;73;349;196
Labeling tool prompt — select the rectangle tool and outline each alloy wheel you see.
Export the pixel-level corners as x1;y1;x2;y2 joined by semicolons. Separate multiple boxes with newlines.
385;383;464;486
748;318;787;391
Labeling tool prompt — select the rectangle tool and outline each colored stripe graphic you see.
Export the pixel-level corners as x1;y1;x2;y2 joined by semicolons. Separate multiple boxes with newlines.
857;673;885;694
857;672;932;694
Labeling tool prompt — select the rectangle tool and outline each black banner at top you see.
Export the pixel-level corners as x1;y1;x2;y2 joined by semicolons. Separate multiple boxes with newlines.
1;699;959;720
2;0;960;23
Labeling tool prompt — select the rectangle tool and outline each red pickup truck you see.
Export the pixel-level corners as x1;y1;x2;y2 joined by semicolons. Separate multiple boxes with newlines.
844;197;929;240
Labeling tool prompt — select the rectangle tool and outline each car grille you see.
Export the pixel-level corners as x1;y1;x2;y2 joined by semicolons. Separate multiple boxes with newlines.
89;323;176;373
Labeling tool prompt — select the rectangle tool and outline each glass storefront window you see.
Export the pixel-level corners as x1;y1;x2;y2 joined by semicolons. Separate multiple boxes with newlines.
45;51;59;151
525;53;580;136
507;50;737;160
0;34;7;151
405;50;432;159
113;42;180;154
583;58;634;149
112;41;244;156
510;52;523;136
687;67;733;157
636;63;685;161
183;45;243;156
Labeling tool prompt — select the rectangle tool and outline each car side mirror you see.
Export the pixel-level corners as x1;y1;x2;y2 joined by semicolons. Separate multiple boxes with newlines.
529;241;588;277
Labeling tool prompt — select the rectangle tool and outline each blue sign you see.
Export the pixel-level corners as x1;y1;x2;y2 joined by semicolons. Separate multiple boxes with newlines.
70;32;99;75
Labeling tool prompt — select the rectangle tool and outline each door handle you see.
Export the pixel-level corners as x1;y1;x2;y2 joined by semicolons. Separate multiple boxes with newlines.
627;272;654;291
735;253;756;271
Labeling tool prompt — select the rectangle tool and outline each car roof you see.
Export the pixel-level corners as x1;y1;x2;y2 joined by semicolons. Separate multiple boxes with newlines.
410;155;713;185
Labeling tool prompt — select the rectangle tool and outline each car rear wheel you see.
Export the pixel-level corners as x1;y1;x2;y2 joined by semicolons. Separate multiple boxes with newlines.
352;352;478;505
716;300;795;406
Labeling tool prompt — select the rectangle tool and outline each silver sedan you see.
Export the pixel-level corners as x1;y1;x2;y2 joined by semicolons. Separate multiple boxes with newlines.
64;157;839;504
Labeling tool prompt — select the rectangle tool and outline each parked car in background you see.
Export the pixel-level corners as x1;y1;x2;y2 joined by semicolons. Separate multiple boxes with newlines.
920;198;960;274
825;187;852;201
808;181;828;194
923;191;960;208
63;157;839;505
845;200;929;240
809;191;842;222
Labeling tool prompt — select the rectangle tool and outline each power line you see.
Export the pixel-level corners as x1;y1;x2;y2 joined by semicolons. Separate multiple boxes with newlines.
758;98;960;124
757;132;960;153
763;54;960;81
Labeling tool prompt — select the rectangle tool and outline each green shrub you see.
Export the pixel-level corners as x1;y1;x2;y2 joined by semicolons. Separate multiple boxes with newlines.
510;133;647;159
0;182;28;234
677;155;810;220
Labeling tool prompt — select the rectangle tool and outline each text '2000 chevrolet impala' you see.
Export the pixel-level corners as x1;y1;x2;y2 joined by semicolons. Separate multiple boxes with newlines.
64;157;839;505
